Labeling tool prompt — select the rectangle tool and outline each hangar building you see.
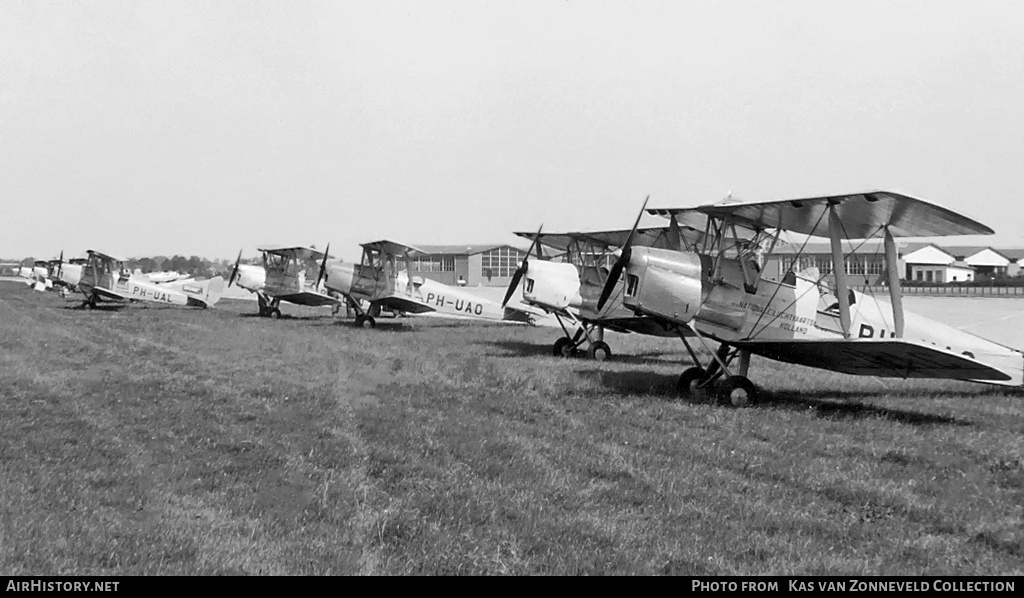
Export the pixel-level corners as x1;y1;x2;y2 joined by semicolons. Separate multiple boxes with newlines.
406;244;531;287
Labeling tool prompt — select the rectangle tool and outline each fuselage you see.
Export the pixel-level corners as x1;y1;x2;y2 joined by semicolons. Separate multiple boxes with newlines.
79;261;220;307
326;261;524;321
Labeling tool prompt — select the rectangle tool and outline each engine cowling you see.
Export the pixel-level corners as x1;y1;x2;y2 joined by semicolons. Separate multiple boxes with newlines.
620;247;707;326
522;260;582;311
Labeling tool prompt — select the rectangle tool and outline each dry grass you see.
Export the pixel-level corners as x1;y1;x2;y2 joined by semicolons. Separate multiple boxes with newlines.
1;282;1022;575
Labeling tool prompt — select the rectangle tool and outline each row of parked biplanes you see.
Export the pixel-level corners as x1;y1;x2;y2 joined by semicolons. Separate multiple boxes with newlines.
19;190;1024;405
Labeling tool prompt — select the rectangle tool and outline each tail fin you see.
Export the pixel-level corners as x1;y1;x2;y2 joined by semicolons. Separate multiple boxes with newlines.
181;276;225;308
202;276;224;307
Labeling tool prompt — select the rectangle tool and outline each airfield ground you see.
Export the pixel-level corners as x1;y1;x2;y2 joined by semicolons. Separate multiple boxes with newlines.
1;281;1022;574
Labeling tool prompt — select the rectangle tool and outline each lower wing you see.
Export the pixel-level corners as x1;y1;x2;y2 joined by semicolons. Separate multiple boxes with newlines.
731;338;1016;382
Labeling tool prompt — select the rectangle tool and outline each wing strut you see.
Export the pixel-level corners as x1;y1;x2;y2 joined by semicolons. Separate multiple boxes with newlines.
884;227;905;338
828;205;852;338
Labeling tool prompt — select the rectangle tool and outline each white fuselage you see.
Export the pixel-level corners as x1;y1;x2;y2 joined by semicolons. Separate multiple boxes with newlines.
327;261;522;321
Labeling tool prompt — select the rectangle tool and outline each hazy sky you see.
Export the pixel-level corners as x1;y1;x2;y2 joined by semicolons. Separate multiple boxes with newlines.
3;1;1023;261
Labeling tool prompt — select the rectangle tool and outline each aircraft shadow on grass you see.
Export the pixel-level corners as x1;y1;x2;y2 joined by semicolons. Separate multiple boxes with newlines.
578;368;999;427
66;303;124;312
481;340;680;365
236;312;332;322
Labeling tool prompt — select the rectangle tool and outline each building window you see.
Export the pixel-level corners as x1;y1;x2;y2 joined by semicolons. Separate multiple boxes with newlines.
480;247;527;278
410;256;455;272
866;259;885;276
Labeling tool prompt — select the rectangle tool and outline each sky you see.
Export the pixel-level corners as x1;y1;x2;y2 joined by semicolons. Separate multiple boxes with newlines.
3;0;1024;262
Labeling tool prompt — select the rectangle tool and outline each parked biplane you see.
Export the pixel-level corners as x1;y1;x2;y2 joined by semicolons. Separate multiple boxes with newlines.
19;260;53;291
227;245;343;318
324;240;538;328
77;250;224;309
594;190;1024;406
504;218;708;360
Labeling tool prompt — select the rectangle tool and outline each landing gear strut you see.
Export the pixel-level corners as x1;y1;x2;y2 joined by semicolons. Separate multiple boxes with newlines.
551;316;612;361
347;296;379;329
676;329;758;407
256;293;282;319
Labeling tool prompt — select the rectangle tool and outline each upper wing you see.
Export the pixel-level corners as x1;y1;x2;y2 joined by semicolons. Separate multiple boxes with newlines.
731;338;1014;382
513;226;704;252
87;249;129;262
360;240;424;257
256;245;331;260
648;190;993;238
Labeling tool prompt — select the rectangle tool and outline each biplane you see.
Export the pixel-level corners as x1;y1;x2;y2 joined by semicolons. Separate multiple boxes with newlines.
594;190;1024;406
77;250;224;309
19;253;84;295
324;240;538;328
227;245;343;318
504;223;709;360
19;260;53;291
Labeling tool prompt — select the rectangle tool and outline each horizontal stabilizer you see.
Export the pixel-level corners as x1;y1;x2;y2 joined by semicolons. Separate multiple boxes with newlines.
502;305;539;325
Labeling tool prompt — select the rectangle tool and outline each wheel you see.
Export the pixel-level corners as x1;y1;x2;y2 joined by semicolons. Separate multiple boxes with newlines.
552;337;576;358
717;376;757;408
268;308;281;319
356;315;375;329
586;341;612;361
677;366;707;397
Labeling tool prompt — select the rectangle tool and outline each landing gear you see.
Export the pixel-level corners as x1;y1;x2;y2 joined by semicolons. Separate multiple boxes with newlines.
677;366;706;395
676;330;759;407
553;337;577;358
551;316;612;360
256;293;283;319
587;341;612;361
350;299;380;329
718;375;756;408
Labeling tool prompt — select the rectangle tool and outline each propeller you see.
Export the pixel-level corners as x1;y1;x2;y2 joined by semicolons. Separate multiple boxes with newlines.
228;249;242;287
597;195;650;311
56;250;64;279
502;224;543;308
316;244;330;289
667;215;682;252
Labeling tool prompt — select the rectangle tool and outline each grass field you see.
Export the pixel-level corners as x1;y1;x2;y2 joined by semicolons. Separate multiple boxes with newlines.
1;282;1022;575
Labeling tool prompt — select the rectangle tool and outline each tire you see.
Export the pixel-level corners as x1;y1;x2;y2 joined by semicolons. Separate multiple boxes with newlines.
360;315;376;329
552;337;576;358
677;366;706;397
718;376;757;408
268;308;281;319
587;341;612;361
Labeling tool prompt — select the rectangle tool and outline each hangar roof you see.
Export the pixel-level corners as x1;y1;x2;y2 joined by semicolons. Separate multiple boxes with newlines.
414;244;527;256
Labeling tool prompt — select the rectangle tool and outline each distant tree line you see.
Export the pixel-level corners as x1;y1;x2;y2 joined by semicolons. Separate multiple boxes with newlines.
12;255;250;279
